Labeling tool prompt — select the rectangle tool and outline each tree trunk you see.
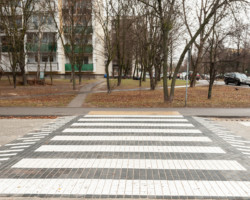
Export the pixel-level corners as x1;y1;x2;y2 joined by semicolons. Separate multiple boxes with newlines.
7;75;12;85
117;66;122;86
154;67;158;86
13;72;17;89
139;65;143;87
190;49;203;87
72;66;76;90
208;62;216;99
50;60;53;85
105;61;111;93
22;70;27;86
149;69;155;90
162;28;170;102
79;65;82;85
37;33;42;81
133;62;137;79
143;68;146;82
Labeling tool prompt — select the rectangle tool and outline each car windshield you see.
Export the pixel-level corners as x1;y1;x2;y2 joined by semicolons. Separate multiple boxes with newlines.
235;73;247;79
239;74;247;79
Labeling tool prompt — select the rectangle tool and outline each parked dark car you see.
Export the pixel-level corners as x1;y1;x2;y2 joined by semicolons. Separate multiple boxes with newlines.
224;72;250;86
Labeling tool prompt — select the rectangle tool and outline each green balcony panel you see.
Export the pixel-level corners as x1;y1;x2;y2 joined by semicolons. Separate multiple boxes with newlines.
26;43;57;52
65;63;93;72
64;45;93;54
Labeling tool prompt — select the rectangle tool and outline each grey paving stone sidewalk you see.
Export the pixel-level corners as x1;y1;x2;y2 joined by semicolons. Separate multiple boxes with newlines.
67;80;104;108
0;113;249;199
1;107;250;117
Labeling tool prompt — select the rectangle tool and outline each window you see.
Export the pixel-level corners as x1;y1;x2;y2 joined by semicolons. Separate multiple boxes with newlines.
35;55;54;63
49;55;54;62
42;55;48;62
84;57;89;64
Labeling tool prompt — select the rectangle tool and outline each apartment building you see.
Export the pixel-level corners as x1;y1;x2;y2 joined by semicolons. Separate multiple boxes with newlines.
0;0;106;77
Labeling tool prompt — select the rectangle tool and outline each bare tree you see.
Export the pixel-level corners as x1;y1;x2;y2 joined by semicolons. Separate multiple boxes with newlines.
206;14;228;99
183;0;226;87
46;0;93;90
27;0;56;82
94;0;116;93
0;0;35;88
170;0;248;102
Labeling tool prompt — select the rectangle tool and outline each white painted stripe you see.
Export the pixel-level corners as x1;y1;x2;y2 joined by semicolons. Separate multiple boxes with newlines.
85;115;184;118
232;145;250;149
11;146;30;149
0;153;17;157
237;140;250;144
72;123;194;127
5;142;35;146
12;159;246;171
0;179;249;197
31;134;49;136
79;118;188;122
221;136;240;139
18;137;44;140
28;132;52;135
227;141;245;145
240;122;250;127
0;150;23;153
35;145;225;154
22;139;40;142
51;136;212;142
237;148;250;152
224;138;245;143
63;128;202;134
0;158;9;161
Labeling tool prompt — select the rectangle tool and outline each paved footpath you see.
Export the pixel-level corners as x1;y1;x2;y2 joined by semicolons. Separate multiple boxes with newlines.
0;111;249;199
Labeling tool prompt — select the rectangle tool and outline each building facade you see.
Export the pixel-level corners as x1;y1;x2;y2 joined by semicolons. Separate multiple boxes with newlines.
0;0;106;77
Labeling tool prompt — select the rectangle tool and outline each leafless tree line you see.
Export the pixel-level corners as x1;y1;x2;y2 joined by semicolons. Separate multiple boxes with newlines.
0;0;249;102
96;0;249;101
0;0;93;90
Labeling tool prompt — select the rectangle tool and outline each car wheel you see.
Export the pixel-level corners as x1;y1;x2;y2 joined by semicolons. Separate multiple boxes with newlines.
235;81;241;86
225;81;228;85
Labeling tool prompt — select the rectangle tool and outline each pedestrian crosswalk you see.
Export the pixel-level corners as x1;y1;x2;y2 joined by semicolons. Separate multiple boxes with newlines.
35;145;226;153
0;113;249;198
12;159;246;171
51;135;213;142
63;128;202;133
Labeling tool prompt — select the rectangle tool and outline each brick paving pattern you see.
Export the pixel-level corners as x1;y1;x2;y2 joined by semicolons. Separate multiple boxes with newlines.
0;113;249;199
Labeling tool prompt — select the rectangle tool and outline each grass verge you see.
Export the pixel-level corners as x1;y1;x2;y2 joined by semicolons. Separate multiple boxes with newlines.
0;94;76;107
96;79;186;91
85;85;250;108
0;78;98;107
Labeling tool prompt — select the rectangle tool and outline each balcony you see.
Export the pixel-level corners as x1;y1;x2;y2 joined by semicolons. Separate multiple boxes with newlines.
65;63;93;72
27;63;59;72
26;43;57;52
1;45;24;52
64;45;93;54
1;45;13;52
63;26;93;35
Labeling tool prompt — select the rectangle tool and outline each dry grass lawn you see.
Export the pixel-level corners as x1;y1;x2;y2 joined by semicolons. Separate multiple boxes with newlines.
95;79;186;91
0;78;96;97
0;94;76;107
85;85;250;108
0;78;97;107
